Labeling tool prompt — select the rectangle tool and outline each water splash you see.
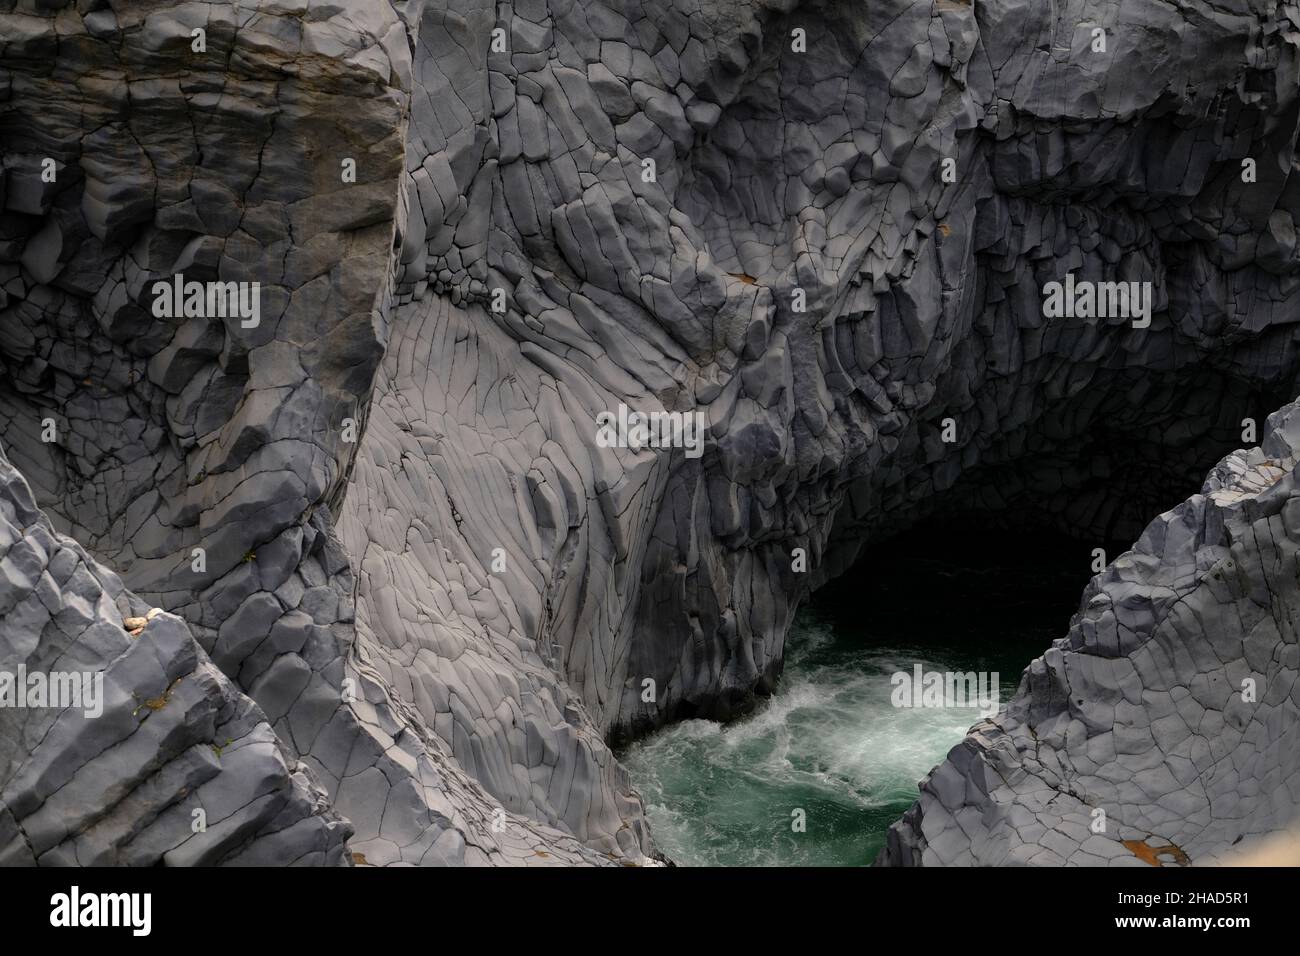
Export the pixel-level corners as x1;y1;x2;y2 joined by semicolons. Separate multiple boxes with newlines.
621;608;1026;866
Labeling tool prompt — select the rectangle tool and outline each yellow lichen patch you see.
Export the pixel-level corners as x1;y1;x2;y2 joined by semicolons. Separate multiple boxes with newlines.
136;678;182;715
726;272;758;286
1122;838;1190;866
352;852;369;866
938;222;953;237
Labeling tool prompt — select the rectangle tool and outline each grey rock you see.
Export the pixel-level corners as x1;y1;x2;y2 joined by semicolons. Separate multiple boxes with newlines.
4;0;1300;868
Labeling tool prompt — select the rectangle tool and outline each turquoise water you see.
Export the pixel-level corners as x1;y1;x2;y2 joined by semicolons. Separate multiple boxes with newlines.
621;532;1098;866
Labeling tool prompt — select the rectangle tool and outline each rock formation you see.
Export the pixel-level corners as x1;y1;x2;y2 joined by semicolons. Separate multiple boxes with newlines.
878;399;1300;866
0;442;351;865
1;0;1298;865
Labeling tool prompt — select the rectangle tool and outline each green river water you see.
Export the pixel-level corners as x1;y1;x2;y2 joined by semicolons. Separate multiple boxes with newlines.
620;530;1107;866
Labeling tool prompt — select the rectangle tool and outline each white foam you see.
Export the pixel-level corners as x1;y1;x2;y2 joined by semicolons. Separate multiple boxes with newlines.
621;626;999;865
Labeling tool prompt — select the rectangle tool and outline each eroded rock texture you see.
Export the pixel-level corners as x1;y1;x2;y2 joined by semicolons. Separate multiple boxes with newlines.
0;0;648;866
0;442;351;865
879;399;1300;866
2;0;1300;865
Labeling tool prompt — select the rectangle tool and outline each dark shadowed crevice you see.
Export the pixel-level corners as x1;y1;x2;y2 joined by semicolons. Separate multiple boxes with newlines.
618;521;1122;865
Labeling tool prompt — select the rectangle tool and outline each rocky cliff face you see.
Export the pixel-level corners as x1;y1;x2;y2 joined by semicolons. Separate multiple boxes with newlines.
878;399;1300;866
2;0;1299;865
0;442;352;865
0;0;649;866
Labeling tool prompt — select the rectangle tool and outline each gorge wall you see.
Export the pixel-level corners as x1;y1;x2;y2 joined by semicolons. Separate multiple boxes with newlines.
878;399;1300;866
1;0;1299;865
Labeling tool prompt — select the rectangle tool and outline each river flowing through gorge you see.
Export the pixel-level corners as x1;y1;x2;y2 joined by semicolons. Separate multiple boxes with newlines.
621;528;1116;865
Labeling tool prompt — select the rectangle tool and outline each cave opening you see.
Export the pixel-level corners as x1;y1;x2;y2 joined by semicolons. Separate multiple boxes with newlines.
811;520;1126;677
622;375;1295;866
622;519;1117;866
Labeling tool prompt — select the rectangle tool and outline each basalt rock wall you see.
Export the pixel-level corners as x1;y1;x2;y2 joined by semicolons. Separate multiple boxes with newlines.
2;0;1300;865
878;398;1300;866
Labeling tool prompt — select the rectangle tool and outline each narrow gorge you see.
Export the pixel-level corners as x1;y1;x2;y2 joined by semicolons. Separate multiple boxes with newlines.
1;0;1298;869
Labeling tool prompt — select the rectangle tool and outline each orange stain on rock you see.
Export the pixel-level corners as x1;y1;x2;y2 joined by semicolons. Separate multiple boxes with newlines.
1122;839;1190;866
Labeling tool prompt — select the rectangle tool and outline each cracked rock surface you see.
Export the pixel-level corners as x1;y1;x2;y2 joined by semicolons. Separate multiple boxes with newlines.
879;399;1300;866
0;441;351;865
2;0;1300;865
